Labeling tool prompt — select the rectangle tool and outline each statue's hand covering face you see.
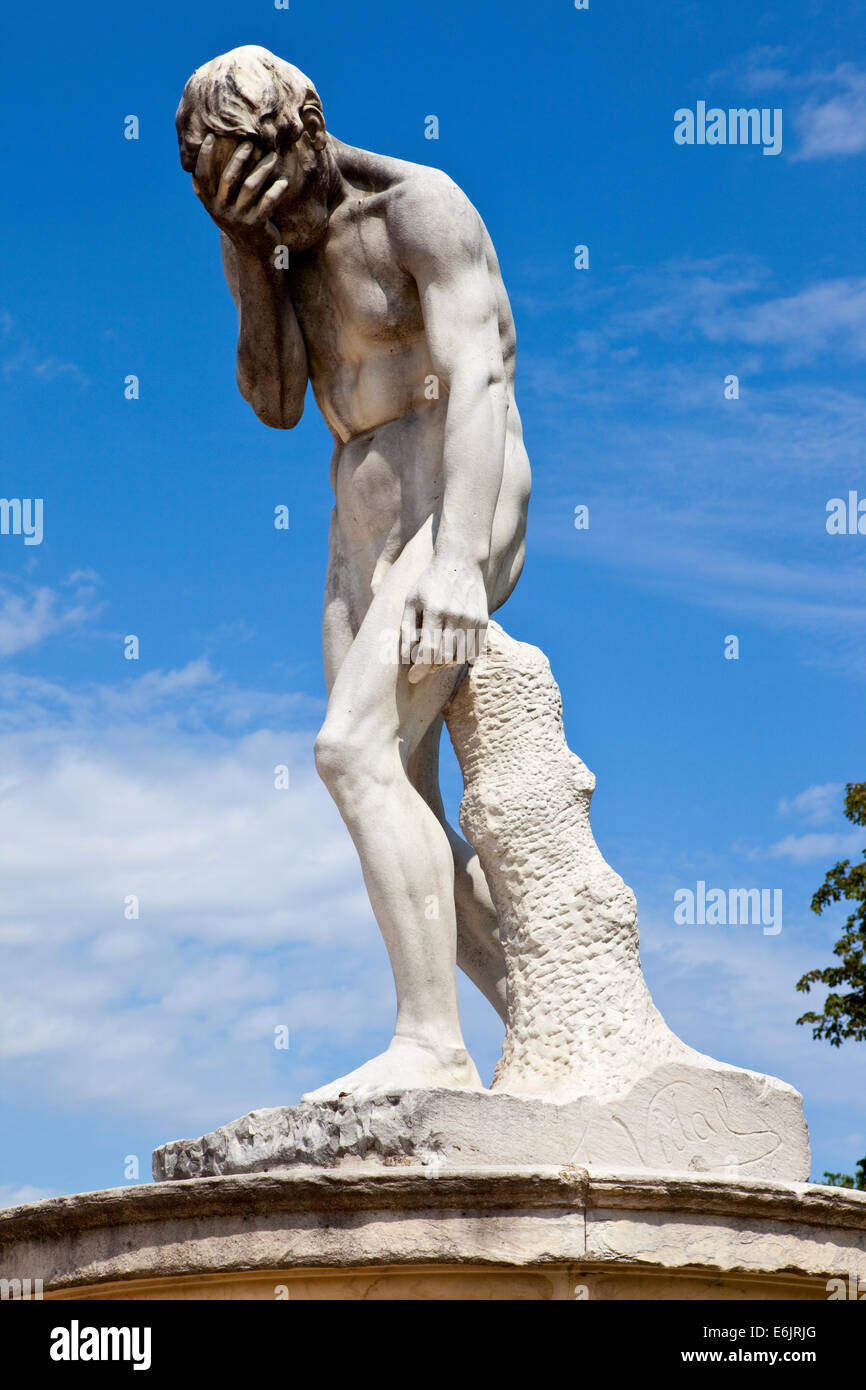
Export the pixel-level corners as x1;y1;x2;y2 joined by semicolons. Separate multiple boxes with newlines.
176;45;332;252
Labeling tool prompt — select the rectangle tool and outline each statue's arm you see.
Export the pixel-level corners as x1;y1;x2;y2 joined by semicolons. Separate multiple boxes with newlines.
188;135;307;429
396;180;507;570
221;233;309;430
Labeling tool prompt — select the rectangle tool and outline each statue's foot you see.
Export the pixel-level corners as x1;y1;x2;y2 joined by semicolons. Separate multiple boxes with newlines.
301;1036;484;1103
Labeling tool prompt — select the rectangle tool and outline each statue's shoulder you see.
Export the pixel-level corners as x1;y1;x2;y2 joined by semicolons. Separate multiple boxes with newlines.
384;161;483;254
385;154;471;204
334;140;483;252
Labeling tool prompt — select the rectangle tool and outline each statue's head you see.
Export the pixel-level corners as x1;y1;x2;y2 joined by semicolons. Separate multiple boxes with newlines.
176;46;332;249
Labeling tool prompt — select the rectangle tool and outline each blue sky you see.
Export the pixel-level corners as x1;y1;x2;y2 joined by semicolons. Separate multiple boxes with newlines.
1;0;864;1202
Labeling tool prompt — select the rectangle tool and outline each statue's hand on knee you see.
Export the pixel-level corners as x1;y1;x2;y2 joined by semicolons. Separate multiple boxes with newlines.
402;554;489;685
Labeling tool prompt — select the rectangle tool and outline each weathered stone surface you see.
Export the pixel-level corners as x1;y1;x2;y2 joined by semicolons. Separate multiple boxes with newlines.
449;624;754;1096
442;621;811;1172
2;1167;864;1300
153;1063;809;1183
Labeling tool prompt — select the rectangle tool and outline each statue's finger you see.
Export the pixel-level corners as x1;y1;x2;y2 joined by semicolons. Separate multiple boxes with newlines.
257;179;290;220
432;622;448;669
408;619;436;682
400;605;418;669
218;141;256;206
235;152;279;212
194;135;217;199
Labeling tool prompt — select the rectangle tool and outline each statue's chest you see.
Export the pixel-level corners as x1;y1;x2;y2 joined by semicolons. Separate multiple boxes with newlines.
290;217;424;362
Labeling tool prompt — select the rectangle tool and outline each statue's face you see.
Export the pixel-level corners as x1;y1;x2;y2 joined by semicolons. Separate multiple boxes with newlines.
215;117;331;252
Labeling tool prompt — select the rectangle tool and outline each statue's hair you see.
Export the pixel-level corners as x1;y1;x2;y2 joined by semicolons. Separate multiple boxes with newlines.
176;45;323;172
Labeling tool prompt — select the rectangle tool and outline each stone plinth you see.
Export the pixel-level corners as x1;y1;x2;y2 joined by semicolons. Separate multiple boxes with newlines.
153;1078;809;1184
2;1168;864;1301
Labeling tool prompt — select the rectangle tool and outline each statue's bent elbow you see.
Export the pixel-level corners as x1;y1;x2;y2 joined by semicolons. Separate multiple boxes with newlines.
238;373;304;430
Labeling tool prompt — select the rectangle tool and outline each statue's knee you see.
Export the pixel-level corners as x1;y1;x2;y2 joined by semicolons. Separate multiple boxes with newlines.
315;718;398;807
314;722;348;792
314;720;370;800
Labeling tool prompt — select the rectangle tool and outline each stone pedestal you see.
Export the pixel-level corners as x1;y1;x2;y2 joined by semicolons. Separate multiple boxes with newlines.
153;1080;809;1184
2;1168;864;1300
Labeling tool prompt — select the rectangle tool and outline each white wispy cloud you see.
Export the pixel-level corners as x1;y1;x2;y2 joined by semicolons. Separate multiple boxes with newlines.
792;65;866;161
0;310;87;384
778;783;846;826
590;257;866;364
717;279;866;362
0;578;100;657
708;45;791;94
724;782;862;868
765;830;864;864
0;659;321;737
0;1184;58;1209
707;51;866;161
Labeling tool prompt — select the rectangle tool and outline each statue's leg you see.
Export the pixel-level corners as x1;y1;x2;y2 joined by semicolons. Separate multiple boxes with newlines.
408;718;507;1022
303;520;484;1103
321;515;506;1023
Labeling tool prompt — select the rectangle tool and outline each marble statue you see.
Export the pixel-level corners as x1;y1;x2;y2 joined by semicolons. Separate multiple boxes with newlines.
160;45;810;1179
177;45;529;1099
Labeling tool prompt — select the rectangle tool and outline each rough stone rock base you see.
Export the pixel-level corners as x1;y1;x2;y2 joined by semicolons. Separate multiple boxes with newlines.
440;623;811;1176
153;1065;809;1184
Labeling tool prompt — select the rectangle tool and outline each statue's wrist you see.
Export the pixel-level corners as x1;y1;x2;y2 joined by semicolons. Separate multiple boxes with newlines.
434;537;489;570
233;240;288;285
232;241;266;267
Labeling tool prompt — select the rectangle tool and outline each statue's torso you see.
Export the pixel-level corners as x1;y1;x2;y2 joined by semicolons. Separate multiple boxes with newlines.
288;180;444;444
287;149;529;623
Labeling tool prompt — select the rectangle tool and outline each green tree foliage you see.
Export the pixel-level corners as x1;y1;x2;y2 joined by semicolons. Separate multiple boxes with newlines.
796;782;866;1045
796;783;866;1189
822;1160;866;1191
